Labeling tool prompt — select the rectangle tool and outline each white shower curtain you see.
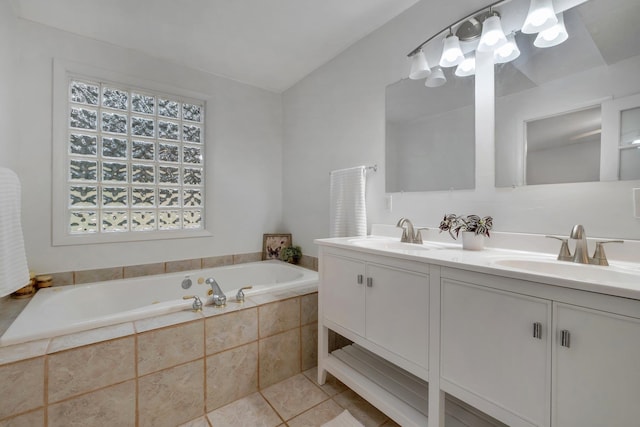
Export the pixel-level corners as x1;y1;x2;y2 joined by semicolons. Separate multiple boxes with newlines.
329;166;367;238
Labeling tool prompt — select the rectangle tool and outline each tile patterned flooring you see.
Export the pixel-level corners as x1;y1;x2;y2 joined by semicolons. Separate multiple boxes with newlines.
181;367;401;427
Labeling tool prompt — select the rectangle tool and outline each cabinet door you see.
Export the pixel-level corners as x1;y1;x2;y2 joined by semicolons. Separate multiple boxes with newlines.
322;254;365;336
441;279;551;427
365;264;429;369
554;303;640;427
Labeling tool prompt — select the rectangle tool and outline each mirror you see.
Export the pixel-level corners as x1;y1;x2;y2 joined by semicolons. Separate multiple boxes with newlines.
495;0;640;187
385;71;475;192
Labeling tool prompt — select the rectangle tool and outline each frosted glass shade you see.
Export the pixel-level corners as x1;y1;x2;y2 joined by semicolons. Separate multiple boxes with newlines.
455;55;476;77
534;13;568;48
522;0;557;34
494;33;521;63
425;67;447;87
439;34;464;67
477;14;508;52
409;50;431;79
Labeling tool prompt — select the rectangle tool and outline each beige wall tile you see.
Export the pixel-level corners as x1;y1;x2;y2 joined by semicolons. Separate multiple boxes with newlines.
287;399;344;427
261;374;328;421
205;308;257;355
47;380;135;427
48;337;135;403
123;262;165;278
301;323;318;371
206;342;258;411
299;255;318;272
48;271;74;286
134;310;203;333
0;409;44;427
259;329;300;388
48;323;134;353
166;258;202;273
138;359;205;427
207;392;280;427
0;340;48;365
259;298;300;338
74;267;123;284
232;252;261;264
300;293;318;325
202;255;233;268
138;320;204;376
0;357;44;419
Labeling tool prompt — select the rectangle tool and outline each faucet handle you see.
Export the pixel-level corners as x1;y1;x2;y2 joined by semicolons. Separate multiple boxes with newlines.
415;227;428;244
591;240;624;266
236;286;253;302
546;235;572;261
182;295;203;311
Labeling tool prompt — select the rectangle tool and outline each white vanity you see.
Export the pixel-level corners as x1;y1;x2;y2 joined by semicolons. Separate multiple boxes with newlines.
316;234;640;427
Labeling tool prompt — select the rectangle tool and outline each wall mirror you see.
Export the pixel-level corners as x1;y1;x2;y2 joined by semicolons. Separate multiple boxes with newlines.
495;0;640;187
385;71;475;192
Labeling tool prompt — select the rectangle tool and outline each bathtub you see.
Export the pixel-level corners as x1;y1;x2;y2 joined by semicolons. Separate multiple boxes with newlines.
0;260;318;346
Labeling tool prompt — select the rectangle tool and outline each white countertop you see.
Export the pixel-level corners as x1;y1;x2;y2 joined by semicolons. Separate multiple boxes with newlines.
315;235;640;301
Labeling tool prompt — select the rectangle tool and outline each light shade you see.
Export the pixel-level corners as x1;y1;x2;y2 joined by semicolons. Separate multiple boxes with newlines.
455;55;476;77
522;0;557;34
477;14;508;52
439;34;464;67
409;50;431;79
534;13;568;48
425;67;447;87
494;33;521;63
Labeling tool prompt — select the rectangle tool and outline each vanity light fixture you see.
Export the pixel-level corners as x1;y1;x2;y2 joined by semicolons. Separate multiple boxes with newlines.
534;12;568;48
455;55;476;77
409;49;431;79
425;67;447;87
521;0;557;34
439;30;465;67
494;32;521;63
477;11;508;52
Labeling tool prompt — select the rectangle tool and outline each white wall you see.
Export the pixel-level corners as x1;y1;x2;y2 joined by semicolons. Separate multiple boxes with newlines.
15;18;284;273
282;0;640;256
0;2;18;170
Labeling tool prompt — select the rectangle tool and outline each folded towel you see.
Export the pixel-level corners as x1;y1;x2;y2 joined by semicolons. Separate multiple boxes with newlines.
0;168;30;297
330;166;367;238
321;410;365;427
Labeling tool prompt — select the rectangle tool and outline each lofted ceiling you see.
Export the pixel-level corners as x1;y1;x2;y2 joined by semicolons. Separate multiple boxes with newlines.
12;0;419;93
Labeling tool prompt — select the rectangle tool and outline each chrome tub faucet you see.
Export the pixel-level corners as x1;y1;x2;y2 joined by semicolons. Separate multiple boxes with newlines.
206;277;227;307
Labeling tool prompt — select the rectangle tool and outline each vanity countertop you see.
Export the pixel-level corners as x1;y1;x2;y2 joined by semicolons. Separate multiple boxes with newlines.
316;235;640;301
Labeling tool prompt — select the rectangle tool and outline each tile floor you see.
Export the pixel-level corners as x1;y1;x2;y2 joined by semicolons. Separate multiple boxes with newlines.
181;367;400;427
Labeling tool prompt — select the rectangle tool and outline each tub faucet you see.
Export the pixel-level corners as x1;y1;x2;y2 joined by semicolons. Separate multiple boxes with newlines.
396;217;425;244
205;277;227;307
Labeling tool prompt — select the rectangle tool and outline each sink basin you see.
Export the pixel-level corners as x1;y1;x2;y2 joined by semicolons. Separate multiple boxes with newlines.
347;237;443;252
492;258;640;287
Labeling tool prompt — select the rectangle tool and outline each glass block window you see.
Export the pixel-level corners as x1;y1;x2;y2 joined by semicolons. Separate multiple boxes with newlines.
66;78;204;235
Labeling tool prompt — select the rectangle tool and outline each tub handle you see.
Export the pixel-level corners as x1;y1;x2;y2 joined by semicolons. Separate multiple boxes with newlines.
182;295;203;312
236;286;253;303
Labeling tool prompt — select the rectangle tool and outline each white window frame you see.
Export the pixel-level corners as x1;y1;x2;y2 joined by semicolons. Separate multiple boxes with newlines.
52;59;212;246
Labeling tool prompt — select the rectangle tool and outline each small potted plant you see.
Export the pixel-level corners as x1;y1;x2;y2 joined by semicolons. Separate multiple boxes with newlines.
280;245;302;264
439;214;493;250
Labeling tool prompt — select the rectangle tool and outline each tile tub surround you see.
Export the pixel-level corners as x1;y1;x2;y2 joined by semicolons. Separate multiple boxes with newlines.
0;289;318;427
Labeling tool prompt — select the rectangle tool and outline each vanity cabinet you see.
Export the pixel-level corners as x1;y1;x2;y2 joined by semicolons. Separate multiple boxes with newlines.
441;279;551;427
322;251;429;374
553;303;640;427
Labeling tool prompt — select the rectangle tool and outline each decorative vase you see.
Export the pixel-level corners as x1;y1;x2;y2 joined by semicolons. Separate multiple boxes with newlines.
461;231;484;251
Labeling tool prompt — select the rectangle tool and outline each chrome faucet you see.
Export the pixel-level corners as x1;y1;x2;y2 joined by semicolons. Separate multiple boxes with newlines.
235;286;253;303
548;225;623;266
396;218;427;244
570;224;590;264
205;277;227;307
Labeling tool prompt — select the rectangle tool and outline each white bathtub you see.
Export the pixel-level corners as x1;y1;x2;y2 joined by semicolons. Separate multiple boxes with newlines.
0;260;318;346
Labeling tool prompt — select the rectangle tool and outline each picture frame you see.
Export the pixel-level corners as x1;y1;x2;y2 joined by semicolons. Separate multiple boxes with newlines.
262;233;292;260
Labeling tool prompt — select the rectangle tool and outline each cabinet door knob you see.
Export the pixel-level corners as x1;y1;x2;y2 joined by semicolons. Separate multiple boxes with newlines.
561;330;571;348
533;322;542;339
366;277;373;287
357;274;363;284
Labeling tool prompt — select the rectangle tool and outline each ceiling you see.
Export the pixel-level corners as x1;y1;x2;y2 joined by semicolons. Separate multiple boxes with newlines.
12;0;419;93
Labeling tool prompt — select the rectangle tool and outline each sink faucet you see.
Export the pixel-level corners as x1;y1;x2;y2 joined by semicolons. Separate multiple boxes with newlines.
396;218;426;244
570;224;590;264
205;277;227;307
